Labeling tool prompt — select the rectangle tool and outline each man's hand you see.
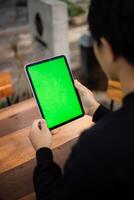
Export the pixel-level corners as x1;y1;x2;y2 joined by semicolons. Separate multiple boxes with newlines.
74;80;100;117
29;119;52;151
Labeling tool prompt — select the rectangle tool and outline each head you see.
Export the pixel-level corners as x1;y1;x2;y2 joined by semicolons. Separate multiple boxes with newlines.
88;0;134;81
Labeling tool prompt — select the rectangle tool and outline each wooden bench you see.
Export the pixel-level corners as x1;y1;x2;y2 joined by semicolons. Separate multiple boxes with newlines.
107;80;123;110
0;98;93;200
0;72;13;105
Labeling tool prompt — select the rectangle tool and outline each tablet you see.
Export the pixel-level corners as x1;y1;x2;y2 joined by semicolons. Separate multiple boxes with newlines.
25;55;84;130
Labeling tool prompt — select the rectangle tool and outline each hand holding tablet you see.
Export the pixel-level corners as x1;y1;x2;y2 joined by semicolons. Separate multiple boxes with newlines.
74;80;100;117
29;119;52;150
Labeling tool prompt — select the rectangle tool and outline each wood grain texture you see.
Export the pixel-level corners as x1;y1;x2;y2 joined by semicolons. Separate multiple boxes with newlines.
0;72;12;86
0;98;93;200
0;115;92;174
0;99;39;136
0;99;35;117
0;72;13;98
0;138;78;200
0;106;39;137
107;80;123;102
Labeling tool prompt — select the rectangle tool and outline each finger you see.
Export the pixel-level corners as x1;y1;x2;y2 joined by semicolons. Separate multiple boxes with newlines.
41;119;48;129
33;119;42;130
74;80;85;95
74;80;79;88
74;80;85;89
38;121;42;130
76;80;86;88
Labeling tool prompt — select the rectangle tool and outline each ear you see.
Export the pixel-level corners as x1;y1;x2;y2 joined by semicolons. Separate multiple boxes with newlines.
100;37;115;63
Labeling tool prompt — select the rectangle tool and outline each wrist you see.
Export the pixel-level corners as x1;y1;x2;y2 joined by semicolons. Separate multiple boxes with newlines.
36;147;53;164
35;143;51;151
88;102;100;117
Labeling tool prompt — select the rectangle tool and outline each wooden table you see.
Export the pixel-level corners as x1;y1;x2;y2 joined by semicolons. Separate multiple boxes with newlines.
0;98;93;200
0;72;13;105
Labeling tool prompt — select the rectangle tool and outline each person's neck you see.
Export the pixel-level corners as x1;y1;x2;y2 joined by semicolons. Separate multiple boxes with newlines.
118;61;134;98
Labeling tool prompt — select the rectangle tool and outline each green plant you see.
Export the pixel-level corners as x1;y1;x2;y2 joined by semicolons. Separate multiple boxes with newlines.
60;0;85;17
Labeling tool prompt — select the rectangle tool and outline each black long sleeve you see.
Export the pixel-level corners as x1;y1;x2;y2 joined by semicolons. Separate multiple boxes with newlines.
92;105;112;123
34;133;114;200
33;148;62;200
33;105;113;199
33;93;134;200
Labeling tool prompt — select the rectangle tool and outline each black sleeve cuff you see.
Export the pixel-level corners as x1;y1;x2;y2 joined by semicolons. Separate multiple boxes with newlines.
93;105;112;123
36;147;53;165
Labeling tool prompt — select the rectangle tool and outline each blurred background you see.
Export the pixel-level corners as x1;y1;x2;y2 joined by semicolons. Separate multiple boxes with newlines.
0;0;112;109
0;2;123;200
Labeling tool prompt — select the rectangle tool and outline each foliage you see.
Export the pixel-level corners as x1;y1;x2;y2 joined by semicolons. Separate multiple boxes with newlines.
60;0;85;17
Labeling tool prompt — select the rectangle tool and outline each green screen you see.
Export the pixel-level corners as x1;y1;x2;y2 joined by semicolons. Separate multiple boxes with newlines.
27;56;84;129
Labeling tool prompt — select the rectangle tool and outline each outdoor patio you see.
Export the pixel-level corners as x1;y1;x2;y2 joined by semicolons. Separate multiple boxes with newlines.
0;1;122;199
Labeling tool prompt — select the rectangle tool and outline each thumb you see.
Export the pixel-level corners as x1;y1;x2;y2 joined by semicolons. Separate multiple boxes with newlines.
41;119;48;129
74;80;85;95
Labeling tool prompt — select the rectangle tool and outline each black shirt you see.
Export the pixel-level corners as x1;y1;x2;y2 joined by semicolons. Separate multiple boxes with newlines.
34;92;134;200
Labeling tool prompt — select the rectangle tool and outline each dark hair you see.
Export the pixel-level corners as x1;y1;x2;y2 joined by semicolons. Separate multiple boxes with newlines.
88;0;134;65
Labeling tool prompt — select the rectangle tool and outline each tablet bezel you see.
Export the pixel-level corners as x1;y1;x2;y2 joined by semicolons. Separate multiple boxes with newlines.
25;55;85;130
